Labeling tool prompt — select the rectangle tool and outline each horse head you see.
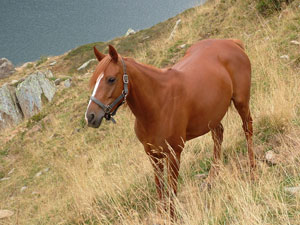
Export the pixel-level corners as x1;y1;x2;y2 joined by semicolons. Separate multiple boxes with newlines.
85;45;128;128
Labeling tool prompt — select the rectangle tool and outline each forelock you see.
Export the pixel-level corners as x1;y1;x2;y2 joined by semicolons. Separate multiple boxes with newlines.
89;55;112;89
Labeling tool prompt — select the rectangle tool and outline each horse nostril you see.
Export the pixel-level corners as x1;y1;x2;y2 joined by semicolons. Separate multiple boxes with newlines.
88;113;95;123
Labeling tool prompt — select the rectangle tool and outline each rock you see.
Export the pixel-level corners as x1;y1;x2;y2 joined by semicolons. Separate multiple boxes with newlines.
10;80;19;86
35;171;42;177
0;58;15;79
77;59;97;71
34;168;49;178
18;78;25;83
142;36;150;40
280;55;289;60
265;150;279;165
0;84;23;130
16;71;56;118
63;78;72;88
8;168;15;175
54;78;61;85
168;19;181;41
290;40;300;45
0;177;10;181
179;44;187;49
20;186;27;192
37;73;56;101
284;186;300;194
43;69;54;78
0;210;14;219
125;28;136;36
49;61;57;66
195;173;207;179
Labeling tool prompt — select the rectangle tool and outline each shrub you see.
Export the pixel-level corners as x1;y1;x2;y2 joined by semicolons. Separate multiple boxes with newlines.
36;56;48;66
256;0;293;16
26;63;33;69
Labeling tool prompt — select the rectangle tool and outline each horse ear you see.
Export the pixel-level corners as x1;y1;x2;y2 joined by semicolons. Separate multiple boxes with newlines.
94;46;105;61
108;45;118;62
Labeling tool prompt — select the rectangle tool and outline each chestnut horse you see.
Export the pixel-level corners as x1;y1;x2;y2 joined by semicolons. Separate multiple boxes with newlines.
85;39;255;218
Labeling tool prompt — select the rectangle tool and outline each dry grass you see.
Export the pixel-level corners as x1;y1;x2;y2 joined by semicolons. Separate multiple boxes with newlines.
1;0;300;224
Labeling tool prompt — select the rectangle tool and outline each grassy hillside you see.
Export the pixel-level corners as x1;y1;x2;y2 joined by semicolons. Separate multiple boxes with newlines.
1;0;300;224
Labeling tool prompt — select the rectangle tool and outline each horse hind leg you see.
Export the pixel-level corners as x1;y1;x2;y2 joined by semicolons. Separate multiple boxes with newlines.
232;97;256;179
207;123;224;184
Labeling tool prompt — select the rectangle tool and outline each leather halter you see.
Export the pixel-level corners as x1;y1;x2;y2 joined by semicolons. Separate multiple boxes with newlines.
90;57;128;124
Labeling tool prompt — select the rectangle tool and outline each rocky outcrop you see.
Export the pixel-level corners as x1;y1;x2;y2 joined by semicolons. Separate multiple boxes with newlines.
0;210;14;219
265;150;280;165
0;84;23;130
77;59;97;71
16;72;56;118
49;61;57;66
0;70;57;131
168;19;181;41
43;69;54;78
0;58;15;79
284;186;300;194
63;78;72;88
125;28;136;36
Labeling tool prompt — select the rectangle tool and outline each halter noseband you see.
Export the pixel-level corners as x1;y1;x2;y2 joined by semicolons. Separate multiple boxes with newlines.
90;57;128;124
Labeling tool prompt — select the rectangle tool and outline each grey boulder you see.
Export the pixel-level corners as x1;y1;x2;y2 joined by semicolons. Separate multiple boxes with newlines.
0;58;16;79
63;78;72;88
16;72;56;118
0;84;23;130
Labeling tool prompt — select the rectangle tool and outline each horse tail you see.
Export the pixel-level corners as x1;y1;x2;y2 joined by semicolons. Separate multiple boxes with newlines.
230;39;245;50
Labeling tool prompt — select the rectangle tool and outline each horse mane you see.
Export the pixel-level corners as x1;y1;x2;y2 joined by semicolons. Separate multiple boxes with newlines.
89;55;112;89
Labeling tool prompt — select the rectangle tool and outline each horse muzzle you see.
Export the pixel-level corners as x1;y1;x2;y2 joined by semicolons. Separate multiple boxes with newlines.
86;112;104;128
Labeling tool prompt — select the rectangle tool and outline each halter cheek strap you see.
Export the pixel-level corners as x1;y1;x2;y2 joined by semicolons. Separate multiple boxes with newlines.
90;57;128;124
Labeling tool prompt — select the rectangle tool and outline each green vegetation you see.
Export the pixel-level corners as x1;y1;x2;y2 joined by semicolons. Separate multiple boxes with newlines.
26;112;47;128
26;63;33;69
36;56;48;66
255;0;294;15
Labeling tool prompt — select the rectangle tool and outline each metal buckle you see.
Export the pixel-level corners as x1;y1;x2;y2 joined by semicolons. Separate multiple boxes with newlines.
123;74;128;84
105;105;112;113
122;91;127;103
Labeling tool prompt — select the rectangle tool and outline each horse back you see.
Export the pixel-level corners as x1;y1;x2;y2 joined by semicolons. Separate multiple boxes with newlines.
171;39;251;139
173;39;249;73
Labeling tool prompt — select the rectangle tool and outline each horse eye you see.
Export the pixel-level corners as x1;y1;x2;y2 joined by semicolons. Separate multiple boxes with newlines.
108;77;116;84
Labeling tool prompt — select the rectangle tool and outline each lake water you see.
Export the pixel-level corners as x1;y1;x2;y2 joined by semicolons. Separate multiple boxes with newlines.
0;0;205;66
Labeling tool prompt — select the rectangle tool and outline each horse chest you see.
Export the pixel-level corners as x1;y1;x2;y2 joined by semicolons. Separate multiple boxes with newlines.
134;115;184;146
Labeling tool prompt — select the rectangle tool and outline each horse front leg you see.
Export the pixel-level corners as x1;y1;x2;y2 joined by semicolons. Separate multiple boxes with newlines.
166;149;181;220
148;153;165;213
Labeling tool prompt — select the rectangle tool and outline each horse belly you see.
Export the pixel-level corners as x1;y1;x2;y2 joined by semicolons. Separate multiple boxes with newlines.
186;101;230;140
185;76;232;140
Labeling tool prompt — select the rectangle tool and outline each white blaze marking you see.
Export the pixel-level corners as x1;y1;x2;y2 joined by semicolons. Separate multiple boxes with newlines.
85;73;104;122
92;73;104;97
